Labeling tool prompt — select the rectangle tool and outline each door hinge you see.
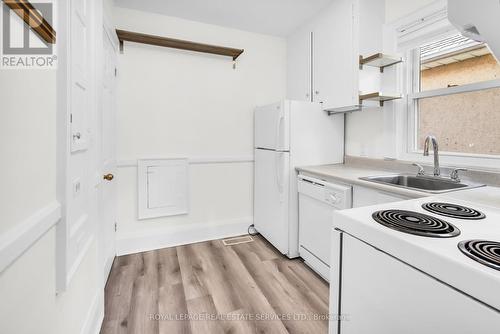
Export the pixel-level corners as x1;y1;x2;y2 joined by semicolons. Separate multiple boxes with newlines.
70;113;73;123
114;222;117;232
114;67;117;77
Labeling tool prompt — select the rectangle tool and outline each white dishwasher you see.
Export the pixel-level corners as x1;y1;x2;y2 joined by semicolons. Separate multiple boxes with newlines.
298;175;352;280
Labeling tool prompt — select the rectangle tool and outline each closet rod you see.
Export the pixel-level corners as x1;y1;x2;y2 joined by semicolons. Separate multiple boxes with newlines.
116;29;244;60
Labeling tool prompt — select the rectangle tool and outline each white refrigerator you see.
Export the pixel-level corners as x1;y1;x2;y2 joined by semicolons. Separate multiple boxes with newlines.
254;100;344;258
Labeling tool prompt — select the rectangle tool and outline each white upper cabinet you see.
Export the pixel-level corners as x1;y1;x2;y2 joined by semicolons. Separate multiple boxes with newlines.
287;0;358;110
312;0;358;109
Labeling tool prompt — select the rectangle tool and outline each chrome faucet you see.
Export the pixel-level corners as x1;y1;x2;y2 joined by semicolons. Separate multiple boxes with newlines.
423;135;440;176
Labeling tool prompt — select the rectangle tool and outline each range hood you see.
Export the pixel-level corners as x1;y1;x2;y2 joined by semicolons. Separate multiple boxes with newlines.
448;0;500;63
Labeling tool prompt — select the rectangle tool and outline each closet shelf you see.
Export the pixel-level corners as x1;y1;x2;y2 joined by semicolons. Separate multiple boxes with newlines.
359;92;402;107
359;53;402;72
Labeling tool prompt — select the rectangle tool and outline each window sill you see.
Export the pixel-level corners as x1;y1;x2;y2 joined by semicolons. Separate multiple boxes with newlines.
400;150;500;172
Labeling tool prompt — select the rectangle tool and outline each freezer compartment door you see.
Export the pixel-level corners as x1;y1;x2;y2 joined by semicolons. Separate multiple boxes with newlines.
254;149;290;254
254;101;289;151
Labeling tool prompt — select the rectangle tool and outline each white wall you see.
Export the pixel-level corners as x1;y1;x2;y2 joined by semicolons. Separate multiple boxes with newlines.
113;8;287;253
0;70;56;234
345;0;437;159
345;0;386;158
0;69;99;334
0;2;108;333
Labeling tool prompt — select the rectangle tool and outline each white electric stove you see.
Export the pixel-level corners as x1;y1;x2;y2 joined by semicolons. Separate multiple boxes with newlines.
329;189;500;334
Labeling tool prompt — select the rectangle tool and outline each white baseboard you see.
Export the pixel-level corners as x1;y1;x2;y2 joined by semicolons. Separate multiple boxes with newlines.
116;217;252;256
0;201;61;273
80;291;104;334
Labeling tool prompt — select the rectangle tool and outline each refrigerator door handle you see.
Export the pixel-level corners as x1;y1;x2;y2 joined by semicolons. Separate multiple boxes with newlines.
276;111;284;150
275;152;284;202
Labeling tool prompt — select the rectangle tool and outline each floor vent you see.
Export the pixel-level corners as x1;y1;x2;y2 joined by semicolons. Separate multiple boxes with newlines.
222;236;254;246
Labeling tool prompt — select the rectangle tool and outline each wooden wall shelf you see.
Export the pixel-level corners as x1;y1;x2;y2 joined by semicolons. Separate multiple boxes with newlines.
116;29;244;61
359;53;402;73
359;92;402;107
3;0;56;44
326;92;402;115
325;105;363;115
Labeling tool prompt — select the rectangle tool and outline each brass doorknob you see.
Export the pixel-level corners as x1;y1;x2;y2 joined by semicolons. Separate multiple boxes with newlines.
103;173;114;181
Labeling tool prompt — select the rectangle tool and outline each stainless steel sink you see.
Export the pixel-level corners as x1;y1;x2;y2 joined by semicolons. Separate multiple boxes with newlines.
359;174;485;194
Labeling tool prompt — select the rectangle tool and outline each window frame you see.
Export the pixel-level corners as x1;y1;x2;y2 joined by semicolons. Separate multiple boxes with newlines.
398;32;500;169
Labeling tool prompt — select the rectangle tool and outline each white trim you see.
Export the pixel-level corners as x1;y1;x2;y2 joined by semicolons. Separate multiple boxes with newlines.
410;149;500;161
79;291;104;334
0;201;61;273
117;155;255;168
390;2;500;169
398;151;500;171
404;49;500;166
116;217;252;255
408;79;500;99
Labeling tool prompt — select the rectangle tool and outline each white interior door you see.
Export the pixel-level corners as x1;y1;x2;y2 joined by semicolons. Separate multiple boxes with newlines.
56;0;97;292
100;27;118;281
254;149;290;254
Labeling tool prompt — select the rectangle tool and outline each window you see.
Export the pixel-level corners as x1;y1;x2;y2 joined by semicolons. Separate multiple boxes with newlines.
407;33;500;157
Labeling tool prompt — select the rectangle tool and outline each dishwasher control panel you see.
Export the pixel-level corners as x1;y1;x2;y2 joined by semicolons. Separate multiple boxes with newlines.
298;175;352;210
325;191;342;205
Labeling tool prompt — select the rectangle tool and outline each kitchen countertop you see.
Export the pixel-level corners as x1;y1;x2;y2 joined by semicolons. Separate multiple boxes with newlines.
439;185;500;210
297;163;430;198
297;163;500;207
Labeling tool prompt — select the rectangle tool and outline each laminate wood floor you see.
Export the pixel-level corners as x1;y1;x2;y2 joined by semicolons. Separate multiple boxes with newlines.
100;235;329;334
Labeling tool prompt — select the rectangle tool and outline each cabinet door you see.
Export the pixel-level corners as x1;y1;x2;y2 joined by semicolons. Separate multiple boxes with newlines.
312;0;357;109
353;185;410;208
287;27;312;101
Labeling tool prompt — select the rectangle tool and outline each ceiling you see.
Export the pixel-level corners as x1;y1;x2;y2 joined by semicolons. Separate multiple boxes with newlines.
113;0;332;37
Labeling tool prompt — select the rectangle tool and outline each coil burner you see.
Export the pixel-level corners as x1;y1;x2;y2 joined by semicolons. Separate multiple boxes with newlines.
422;202;485;220
458;240;500;271
372;210;460;238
